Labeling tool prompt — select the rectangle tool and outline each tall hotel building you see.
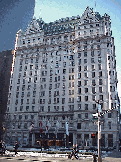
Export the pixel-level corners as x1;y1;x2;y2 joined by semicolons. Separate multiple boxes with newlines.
5;7;120;149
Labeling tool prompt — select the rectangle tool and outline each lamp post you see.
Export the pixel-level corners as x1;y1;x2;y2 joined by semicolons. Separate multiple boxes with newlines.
92;101;102;162
98;107;102;162
65;122;69;148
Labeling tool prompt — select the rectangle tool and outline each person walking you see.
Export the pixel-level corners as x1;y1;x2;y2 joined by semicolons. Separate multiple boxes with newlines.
93;153;97;162
71;144;76;159
14;141;19;155
2;141;6;154
75;143;79;159
0;140;3;154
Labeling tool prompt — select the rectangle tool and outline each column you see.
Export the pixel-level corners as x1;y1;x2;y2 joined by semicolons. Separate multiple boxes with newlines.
105;134;108;148
73;133;76;145
89;133;92;147
32;133;35;146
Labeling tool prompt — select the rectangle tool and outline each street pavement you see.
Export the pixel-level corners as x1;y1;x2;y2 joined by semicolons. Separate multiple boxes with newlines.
0;150;121;162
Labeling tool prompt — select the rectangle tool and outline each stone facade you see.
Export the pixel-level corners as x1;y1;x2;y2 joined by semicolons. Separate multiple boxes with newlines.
5;7;120;149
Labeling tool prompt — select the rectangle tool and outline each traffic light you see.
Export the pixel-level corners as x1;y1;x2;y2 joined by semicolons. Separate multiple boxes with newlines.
91;133;96;138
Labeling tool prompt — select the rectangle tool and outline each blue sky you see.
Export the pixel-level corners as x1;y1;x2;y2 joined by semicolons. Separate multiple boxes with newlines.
35;0;121;97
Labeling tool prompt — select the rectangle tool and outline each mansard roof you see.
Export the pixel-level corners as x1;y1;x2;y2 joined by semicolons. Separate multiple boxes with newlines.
18;7;105;36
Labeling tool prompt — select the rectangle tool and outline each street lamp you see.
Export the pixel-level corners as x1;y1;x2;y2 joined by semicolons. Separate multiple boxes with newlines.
92;101;102;162
65;122;69;148
97;104;102;162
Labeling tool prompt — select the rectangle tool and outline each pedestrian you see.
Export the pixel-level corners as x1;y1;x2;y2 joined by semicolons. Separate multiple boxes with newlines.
75;143;79;159
71;144;76;159
2;141;6;154
14;141;19;155
0;140;3;154
93;153;97;162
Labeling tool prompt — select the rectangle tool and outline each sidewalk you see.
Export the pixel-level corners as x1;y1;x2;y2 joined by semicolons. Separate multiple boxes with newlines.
1;148;121;162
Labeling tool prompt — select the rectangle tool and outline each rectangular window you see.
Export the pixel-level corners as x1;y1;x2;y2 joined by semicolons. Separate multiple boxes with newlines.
85;113;88;118
92;65;95;71
92;72;95;78
78;73;81;79
32;106;35;111
77;115;81;121
99;79;102;85
92;95;96;101
26;106;29;111
92;80;96;86
91;58;95;63
17;79;20;84
99;71;102;77
32;98;35;104
62;98;65;104
84;59;87;64
84;66;87;71
17;86;19;91
78;104;81;110
92;87;95;94
63;62;66;67
85;88;88;93
62;106;64;111
85;104;88;110
84;80;88;86
91;51;94;57
19;66;22;71
48;98;51;104
78;59;81;65
98;64;101;70
84;52;87;57
21;99;23;104
98;50;101;56
108;122;111;129
85;96;88;101
78;66;81;72
63;69;66;74
99;87;102;93
20;106;23;111
30;65;33;70
98;57;101;63
78;88;81;94
84;73;88;78
77;96;81;102
99;95;103;101
108;113;111;118
48;106;50;112
58;76;60;81
77;123;81;129
78;53;81;58
78;81;81;87
93;104;96;109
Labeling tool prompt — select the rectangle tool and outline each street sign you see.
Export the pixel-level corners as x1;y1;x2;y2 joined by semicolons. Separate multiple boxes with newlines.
92;113;98;122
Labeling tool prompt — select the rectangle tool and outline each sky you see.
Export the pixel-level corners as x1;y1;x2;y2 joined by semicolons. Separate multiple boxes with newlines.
34;0;121;98
0;0;34;52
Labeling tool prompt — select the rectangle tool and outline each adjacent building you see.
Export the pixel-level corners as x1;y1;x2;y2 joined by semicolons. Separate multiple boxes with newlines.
0;50;14;140
5;7;120;149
